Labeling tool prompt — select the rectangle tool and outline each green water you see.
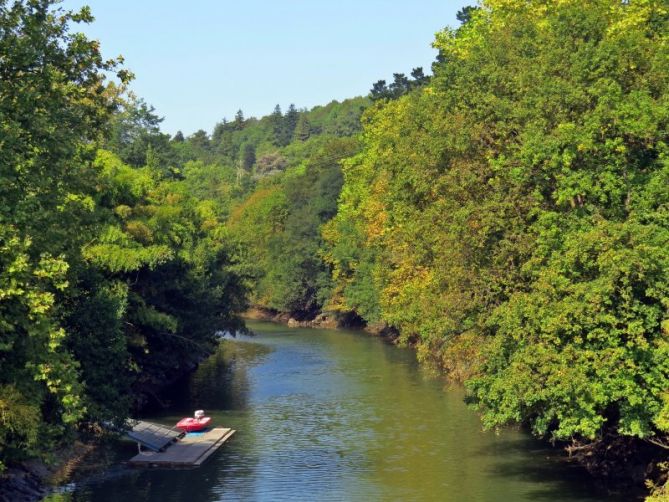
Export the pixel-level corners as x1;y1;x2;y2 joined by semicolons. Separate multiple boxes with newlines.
48;321;631;501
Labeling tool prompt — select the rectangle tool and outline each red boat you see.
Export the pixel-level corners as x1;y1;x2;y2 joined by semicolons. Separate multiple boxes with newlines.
176;410;211;432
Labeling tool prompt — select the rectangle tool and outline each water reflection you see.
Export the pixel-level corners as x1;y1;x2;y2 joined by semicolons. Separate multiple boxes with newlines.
46;321;633;501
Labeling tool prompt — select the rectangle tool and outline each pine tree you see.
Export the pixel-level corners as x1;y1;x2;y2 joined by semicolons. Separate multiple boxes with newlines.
216;128;236;161
284;104;299;143
211;118;228;144
410;67;429;88
389;73;411;98
241;143;256;171
270;104;284;146
234;109;245;130
456;5;479;25
293;114;313;142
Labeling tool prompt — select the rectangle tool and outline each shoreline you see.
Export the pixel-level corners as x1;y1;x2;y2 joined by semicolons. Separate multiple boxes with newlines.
0;438;103;502
6;312;652;501
242;306;399;339
241;306;656;499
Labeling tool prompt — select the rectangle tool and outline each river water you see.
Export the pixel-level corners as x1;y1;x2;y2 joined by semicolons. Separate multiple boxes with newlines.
47;320;631;501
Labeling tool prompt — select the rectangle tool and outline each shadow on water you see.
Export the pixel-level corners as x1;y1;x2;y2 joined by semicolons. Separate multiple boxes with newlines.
470;436;644;501
161;338;272;414
46;320;643;502
50;436;258;502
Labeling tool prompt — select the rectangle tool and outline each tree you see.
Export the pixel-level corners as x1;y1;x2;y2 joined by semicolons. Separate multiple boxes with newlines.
241;143;256;171
410;67;429;87
389;73;411;98
329;0;669;458
189;129;210;152
270;104;285;146
370;79;390;101
0;2;251;474
0;0;127;468
212;119;237;162
371;70;428;101
284;104;299;142
211;118;228;144
87;151;247;414
234;109;245;130
456;5;479;25
106;95;173;168
293;114;313;141
255;152;288;175
229;138;359;315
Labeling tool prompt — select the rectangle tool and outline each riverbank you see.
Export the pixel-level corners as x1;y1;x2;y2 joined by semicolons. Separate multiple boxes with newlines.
242;306;399;339
0;463;49;502
243;309;661;499
0;345;215;501
44;320;629;501
13;317;654;501
0;438;101;502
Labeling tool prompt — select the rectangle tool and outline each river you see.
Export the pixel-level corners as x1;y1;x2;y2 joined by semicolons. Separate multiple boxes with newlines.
46;320;632;501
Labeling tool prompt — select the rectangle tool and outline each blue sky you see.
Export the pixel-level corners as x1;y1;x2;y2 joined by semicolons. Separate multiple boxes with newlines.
60;1;472;135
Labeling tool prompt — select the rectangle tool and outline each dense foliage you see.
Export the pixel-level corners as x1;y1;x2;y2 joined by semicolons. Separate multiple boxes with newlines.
3;0;669;496
0;0;370;473
326;0;669;449
0;1;247;471
228;137;359;316
159;97;369;319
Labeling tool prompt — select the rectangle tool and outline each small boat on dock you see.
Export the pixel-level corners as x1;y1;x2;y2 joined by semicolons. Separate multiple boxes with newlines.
176;409;211;432
123;419;235;468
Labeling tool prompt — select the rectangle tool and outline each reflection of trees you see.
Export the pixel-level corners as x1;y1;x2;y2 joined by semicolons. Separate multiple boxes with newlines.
68;464;228;502
67;327;613;501
70;340;272;502
187;340;271;411
300;328;610;501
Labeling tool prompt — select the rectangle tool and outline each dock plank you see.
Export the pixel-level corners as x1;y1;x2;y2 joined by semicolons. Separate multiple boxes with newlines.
129;428;235;468
194;428;236;466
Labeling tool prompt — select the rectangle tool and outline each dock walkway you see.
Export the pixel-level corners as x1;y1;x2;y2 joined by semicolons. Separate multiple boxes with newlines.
128;427;235;468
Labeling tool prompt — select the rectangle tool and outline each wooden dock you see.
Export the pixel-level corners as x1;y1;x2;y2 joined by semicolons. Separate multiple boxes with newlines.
128;427;235;468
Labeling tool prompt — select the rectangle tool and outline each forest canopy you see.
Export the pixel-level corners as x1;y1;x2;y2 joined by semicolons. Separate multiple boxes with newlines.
1;0;668;496
0;0;247;471
325;0;669;446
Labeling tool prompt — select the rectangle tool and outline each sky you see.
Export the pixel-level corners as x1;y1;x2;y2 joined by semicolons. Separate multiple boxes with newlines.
60;0;472;135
